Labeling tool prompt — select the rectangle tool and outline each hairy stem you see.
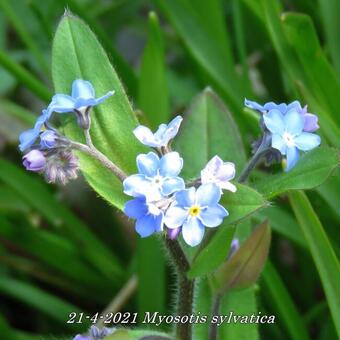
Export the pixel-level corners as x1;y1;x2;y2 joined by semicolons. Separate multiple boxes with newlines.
209;293;223;340
165;238;194;340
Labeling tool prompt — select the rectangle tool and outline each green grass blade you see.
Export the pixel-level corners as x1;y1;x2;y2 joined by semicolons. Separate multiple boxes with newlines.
138;12;169;128
289;191;340;337
262;261;310;340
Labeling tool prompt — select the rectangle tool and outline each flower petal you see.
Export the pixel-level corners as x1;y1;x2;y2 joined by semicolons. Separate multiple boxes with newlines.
136;152;160;177
50;94;76;113
199;204;228;227
93;90;115;105
162;177;185;195
135;213;163;237
175;188;196;208
284;109;304;135
303;113;319;132
159;152;183;177
217;162;236;181
19;129;40;151
263;109;285;134
286;100;302;112
133;125;159;147
196;184;221;207
264;102;287;113
271;133;287;155
163;115;183;141
164;206;188;229
294;132;321;151
123;174;150;197
219;181;237;192
71;79;95;99
244;99;265;112
285;146;300;171
124;197;148;219
182;218;205;247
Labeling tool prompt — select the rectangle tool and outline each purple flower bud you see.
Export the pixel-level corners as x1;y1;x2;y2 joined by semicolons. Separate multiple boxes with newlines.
73;335;90;340
22;150;46;172
167;226;181;240
40;130;58;149
90;325;114;339
227;238;240;260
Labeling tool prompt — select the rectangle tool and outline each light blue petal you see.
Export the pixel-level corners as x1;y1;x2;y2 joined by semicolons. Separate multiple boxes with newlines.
159;152;183;177
196;184;221;207
135;213;163;237
182;218;205;247
287;100;302;112
136;152;160;177
123;174;150;197
263;102;287;113
303;113;319;132
164;206;188;229
263;109;285;134
163;115;183;141
93;91;114;105
19;129;39;151
199;204;228;228
284;109;304;135
244;99;265;112
285;146;300;171
50;94;76;113
133;125;160;147
71;79;95;99
124;197;148;219
162;177;185;195
294;132;321;151
175;188;196;208
271;134;287;155
74;98;97;109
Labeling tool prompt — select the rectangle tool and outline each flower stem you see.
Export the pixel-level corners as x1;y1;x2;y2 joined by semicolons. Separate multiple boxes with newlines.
165;238;194;340
209;293;223;340
238;133;271;183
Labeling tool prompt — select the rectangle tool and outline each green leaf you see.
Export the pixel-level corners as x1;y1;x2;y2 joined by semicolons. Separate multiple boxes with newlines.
175;88;246;179
52;13;146;210
188;226;235;279
262;261;310;340
138;12;169;128
289;191;340;338
254;147;339;199
0;158;123;280
212;221;271;293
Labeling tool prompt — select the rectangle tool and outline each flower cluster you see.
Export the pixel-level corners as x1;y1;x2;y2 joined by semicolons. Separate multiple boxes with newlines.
123;116;236;247
245;99;321;171
74;325;114;340
18;79;114;183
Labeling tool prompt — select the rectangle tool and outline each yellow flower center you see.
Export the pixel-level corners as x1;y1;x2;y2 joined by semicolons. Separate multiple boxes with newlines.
189;205;201;217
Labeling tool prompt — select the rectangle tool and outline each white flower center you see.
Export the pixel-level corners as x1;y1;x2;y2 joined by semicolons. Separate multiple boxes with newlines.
147;203;161;216
282;132;296;147
151;174;164;188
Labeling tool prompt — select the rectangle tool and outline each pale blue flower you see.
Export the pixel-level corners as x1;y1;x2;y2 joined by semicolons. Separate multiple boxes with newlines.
263;108;321;171
123;151;185;201
18;109;50;151
201;156;237;193
73;335;90;340
245;99;319;132
40;130;58;149
133;116;183;148
49;79;114;114
164;184;228;247
124;196;164;237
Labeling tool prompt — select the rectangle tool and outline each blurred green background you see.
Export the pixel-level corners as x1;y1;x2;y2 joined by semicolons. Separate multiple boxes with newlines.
0;0;339;339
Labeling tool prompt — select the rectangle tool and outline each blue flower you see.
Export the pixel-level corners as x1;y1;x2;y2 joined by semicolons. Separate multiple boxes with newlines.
40;130;58;149
123;151;185;201
133;115;183;148
18;109;50;151
263;108;321;171
245;99;319;132
73;335;90;340
49;79;114;114
124;196;164;237
164;184;228;247
22;150;46;172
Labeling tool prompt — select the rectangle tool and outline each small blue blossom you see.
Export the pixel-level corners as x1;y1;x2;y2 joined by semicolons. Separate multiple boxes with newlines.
133;115;183;148
245;99;319;132
49;79;114;114
201;156;237;193
19;109;50;151
73;335;90;340
164;184;228;247
228;238;240;259
123;151;185;201
263;108;321;171
124;196;164;237
22;150;46;172
40;130;59;149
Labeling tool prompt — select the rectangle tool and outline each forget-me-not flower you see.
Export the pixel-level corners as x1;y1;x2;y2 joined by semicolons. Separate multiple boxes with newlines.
19;109;51;151
164;184;228;247
245;99;319;132
133;115;183;148
40;130;59;149
201;156;237;193
124;196;164;237
123;151;185;201
263;108;321;171
49;79;114;128
22;150;46;172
